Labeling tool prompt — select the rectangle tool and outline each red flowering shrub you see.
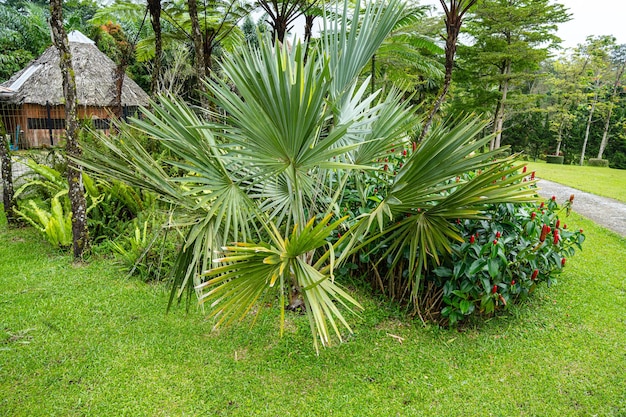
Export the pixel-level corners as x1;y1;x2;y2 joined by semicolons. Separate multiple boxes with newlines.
431;196;585;325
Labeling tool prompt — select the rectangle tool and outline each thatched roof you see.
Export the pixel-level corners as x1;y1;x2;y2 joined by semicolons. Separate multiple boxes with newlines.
0;31;149;107
0;86;13;98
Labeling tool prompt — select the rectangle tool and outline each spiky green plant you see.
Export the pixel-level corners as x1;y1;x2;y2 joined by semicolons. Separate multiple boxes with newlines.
78;0;537;350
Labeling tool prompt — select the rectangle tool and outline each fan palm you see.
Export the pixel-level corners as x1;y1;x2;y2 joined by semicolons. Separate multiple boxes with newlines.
79;0;536;350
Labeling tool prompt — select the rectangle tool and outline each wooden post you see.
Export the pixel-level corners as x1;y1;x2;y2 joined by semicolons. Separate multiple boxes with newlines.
46;100;54;146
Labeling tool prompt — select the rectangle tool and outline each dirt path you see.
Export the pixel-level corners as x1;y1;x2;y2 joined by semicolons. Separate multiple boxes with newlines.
536;179;626;237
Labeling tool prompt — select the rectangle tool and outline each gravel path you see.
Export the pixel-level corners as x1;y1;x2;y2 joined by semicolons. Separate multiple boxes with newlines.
536;179;626;237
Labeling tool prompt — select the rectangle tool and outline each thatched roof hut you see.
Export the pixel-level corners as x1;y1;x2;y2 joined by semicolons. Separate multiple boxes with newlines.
0;30;149;148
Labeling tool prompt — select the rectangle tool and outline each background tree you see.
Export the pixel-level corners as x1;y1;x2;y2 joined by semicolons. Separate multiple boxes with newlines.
459;0;570;150
597;44;626;160
574;36;614;165
256;0;318;43
0;1;51;82
50;0;89;258
538;56;586;156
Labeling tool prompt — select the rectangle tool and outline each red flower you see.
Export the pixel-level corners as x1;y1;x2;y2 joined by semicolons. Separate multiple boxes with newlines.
551;195;556;201
531;212;536;220
493;239;498;245
402;149;407;156
522;166;527;173
561;258;566;267
555;219;560;229
412;141;417;152
531;269;539;280
539;224;550;242
569;194;575;203
540;202;545;209
383;164;388;171
530;171;536;180
470;235;475;244
390;148;395;153
553;231;559;245
495;231;501;238
563;224;567;229
511;280;516;286
492;285;498;294
579;229;584;234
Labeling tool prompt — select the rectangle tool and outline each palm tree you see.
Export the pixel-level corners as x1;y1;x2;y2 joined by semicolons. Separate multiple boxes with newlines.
79;0;536;350
418;0;477;143
366;3;444;96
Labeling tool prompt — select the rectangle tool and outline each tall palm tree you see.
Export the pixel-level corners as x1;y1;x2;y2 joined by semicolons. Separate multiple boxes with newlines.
419;0;477;142
79;0;536;350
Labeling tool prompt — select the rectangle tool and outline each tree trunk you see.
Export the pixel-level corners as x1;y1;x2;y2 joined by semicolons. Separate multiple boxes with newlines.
203;28;215;78
554;121;564;155
0;136;16;224
113;60;129;119
419;0;477;143
597;61;625;159
580;81;600;166
303;13;315;61
274;16;288;43
147;0;162;95
491;61;510;150
50;0;89;258
187;0;208;107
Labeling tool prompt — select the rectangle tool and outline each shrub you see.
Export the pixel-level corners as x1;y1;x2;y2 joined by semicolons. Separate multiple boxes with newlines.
108;214;177;281
588;158;609;167
546;155;564;164
12;159;152;248
610;152;626;170
431;195;585;325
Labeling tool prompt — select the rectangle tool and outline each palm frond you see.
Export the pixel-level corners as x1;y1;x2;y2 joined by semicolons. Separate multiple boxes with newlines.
198;214;361;352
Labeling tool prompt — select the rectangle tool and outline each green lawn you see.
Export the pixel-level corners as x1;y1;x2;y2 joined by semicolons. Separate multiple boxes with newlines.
525;160;626;203
1;215;625;416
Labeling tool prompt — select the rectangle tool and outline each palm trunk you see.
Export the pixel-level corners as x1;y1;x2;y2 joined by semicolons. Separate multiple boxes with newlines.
0;136;16;224
580;80;600;166
420;0;477;143
148;0;162;95
50;0;89;258
303;13;314;61
187;0;208;107
113;60;129;119
597;61;625;159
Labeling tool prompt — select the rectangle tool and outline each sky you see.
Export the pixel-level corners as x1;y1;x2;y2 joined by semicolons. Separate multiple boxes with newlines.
420;0;626;50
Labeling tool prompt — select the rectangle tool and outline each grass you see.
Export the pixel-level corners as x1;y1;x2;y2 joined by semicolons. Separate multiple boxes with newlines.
525;160;626;203
1;214;625;416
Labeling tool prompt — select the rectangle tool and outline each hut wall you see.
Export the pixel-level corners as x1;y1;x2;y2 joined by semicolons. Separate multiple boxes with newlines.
0;103;27;149
12;104;115;148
